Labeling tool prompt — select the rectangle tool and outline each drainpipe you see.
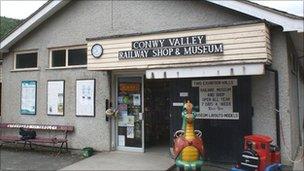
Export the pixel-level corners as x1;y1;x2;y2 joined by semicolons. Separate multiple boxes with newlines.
265;66;281;148
297;56;304;146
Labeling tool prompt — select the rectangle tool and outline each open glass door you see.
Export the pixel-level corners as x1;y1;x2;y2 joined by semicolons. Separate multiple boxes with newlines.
116;76;144;152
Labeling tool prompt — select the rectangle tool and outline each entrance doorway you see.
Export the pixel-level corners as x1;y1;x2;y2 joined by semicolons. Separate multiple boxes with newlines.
116;76;144;152
114;75;252;163
168;77;252;162
144;79;171;149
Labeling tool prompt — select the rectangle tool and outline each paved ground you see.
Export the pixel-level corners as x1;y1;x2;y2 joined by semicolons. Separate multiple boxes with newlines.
293;146;304;171
61;147;175;170
0;145;83;170
61;146;232;171
1;144;299;171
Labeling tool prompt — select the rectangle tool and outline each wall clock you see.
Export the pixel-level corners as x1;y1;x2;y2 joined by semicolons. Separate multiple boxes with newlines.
91;44;103;58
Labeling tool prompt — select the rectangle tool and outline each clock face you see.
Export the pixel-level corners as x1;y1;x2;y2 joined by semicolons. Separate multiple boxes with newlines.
91;44;103;58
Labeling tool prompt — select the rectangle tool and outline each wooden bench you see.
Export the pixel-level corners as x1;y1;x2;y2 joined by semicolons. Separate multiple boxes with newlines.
0;123;74;154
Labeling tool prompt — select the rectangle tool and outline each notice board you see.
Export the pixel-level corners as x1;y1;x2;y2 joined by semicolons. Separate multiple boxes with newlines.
21;81;37;115
192;79;238;120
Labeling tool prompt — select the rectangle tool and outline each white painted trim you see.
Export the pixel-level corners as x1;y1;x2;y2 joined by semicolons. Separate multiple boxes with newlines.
11;68;40;72
45;66;87;70
206;0;304;32
146;63;265;79
116;146;145;153
0;0;71;51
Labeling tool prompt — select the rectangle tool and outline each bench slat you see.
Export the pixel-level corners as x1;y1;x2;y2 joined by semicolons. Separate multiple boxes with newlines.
0;123;74;132
28;137;67;143
0;136;21;141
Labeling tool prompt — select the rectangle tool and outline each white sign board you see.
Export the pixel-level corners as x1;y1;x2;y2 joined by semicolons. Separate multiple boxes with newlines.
21;81;37;115
47;81;64;116
173;102;184;107
192;79;239;120
179;92;188;97
76;80;95;117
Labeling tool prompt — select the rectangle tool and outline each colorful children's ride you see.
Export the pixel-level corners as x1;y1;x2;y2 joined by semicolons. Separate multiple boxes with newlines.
173;100;204;171
231;134;282;171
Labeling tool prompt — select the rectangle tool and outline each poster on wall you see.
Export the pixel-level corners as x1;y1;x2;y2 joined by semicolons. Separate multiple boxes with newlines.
76;79;95;117
118;110;128;127
21;81;37;115
127;126;134;138
192;79;239;120
118;135;125;146
132;94;141;106
47;81;64;116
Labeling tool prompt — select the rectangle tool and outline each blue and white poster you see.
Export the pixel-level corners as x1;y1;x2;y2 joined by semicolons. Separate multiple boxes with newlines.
21;81;37;115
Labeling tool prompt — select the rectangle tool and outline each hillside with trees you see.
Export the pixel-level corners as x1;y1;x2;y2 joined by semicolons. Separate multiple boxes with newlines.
0;16;22;39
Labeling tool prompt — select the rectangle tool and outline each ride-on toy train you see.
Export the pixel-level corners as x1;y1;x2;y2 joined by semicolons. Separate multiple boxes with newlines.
231;134;282;171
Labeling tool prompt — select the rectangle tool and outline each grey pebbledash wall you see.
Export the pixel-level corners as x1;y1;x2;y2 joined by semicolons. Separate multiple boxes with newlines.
2;1;302;166
252;72;277;146
251;28;304;165
2;1;254;151
1;66;111;151
270;29;294;165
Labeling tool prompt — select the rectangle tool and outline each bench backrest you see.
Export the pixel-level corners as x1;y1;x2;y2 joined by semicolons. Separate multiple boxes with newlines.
0;123;74;132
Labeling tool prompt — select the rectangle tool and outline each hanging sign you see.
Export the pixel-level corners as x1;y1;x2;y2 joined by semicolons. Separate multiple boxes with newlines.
47;81;64;116
118;35;223;59
192;79;239;120
21;81;37;115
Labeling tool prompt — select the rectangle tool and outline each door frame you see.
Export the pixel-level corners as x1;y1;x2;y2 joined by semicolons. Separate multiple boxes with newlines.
112;71;145;152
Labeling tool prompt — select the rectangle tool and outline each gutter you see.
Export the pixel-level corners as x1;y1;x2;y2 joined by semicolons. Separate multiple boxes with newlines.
265;66;281;148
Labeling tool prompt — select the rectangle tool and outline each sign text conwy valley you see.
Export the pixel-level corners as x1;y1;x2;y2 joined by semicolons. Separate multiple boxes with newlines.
118;35;224;59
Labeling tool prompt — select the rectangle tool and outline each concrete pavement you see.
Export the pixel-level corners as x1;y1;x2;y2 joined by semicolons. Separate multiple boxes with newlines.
0;147;82;170
292;146;304;171
60;146;234;171
61;147;175;171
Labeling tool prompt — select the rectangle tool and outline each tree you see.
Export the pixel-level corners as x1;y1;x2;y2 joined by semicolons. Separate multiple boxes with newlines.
0;16;22;40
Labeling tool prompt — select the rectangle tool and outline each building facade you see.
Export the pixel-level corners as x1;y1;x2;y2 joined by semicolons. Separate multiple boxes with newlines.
0;0;303;167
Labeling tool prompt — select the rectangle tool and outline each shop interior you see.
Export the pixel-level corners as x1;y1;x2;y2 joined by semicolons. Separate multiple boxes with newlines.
144;79;171;149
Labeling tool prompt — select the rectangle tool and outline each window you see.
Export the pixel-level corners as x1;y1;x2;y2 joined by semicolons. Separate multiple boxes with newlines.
68;48;87;66
15;52;38;69
50;47;87;68
52;50;66;67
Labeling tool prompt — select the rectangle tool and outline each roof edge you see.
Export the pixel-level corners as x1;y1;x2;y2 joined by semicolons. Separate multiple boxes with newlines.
242;0;304;20
0;1;52;42
87;20;268;41
0;0;71;52
207;0;304;32
1;0;303;52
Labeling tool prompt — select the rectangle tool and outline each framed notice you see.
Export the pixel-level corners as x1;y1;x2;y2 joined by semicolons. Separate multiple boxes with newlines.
21;81;37;115
76;79;95;117
47;81;65;116
192;79;239;120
